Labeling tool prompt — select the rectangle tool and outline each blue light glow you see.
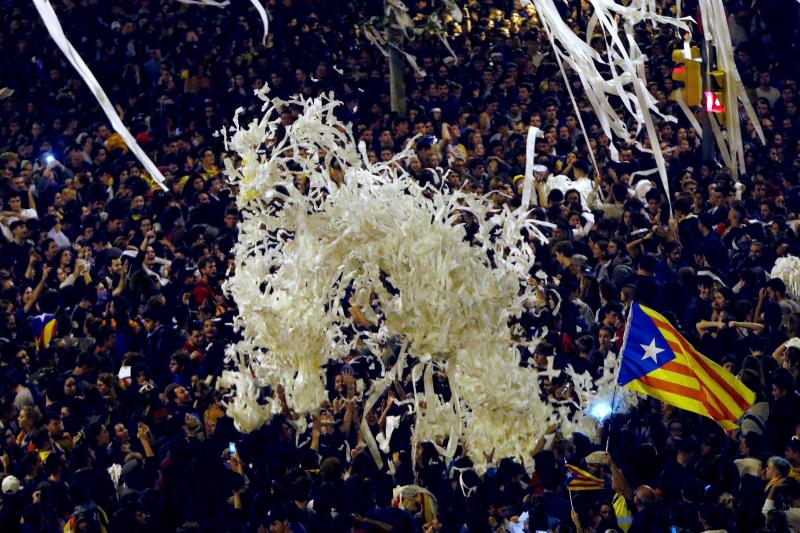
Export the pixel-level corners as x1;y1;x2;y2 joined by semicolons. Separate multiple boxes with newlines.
590;400;612;420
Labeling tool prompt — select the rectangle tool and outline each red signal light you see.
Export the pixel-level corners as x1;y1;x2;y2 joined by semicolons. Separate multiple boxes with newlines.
704;91;724;113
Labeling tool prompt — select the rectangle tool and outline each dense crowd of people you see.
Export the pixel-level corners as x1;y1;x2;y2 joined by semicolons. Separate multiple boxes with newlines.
0;0;799;531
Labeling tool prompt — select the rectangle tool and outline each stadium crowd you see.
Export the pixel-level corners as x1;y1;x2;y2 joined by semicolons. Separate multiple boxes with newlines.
0;0;800;531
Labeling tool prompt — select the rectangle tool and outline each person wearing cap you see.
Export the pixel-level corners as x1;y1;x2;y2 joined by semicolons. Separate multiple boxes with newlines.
764;455;796;499
585;450;608;479
1;474;23;497
0;473;25;533
569;254;589;277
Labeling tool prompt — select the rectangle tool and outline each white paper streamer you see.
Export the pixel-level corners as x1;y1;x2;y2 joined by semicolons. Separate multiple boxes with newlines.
623;21;672;213
674;88;703;135
529;0;695;210
247;0;270;45
413;362;462;459
697;0;765;178
364;25;391;58
520;126;540;210
389;42;426;77
107;464;122;492
393;484;438;518
771;256;800;301
377;415;400;454
177;0;231;7
363;0;463;82
33;0;167;190
360;342;407;469
176;0;267;43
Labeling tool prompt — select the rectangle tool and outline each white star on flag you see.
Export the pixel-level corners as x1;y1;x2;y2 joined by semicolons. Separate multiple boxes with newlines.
640;338;664;363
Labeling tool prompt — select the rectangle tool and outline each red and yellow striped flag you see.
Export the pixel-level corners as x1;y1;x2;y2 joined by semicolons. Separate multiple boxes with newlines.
32;313;57;350
618;303;755;430
566;464;605;491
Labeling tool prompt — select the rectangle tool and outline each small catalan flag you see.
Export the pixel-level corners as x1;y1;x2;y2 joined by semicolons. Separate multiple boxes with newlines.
565;464;605;491
31;313;57;350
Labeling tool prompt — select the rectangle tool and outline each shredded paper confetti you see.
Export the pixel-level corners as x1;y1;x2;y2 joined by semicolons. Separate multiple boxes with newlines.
220;88;633;466
771;256;800;302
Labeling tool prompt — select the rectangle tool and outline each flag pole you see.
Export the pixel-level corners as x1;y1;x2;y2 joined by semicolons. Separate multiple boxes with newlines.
605;384;619;453
605;303;635;452
564;458;574;509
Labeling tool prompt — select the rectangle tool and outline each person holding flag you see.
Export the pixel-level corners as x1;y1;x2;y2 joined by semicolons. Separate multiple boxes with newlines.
566;463;605;494
31;311;57;350
29;266;57;350
617;302;755;430
565;453;606;492
564;452;613;533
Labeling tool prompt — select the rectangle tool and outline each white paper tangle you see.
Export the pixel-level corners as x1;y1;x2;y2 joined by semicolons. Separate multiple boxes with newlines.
220;88;624;467
696;0;764;177
771;256;800;302
529;0;695;209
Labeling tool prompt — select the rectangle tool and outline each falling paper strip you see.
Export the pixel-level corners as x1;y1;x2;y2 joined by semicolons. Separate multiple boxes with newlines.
520;126;539;211
697;0;765;177
177;0;231;6
528;0;738;210
32;0;168;190
32;0;275;191
247;0;270;45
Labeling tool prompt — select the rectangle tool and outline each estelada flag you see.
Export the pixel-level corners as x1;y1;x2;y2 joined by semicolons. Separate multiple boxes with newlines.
31;313;57;350
566;464;605;491
618;303;754;430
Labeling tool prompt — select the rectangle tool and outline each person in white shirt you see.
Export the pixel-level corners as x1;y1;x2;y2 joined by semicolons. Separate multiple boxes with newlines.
543;159;598;211
46;218;71;249
762;457;800;531
756;71;782;107
0;191;37;242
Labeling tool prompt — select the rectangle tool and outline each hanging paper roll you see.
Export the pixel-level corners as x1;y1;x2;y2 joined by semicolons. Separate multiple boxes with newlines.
697;0;765;178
